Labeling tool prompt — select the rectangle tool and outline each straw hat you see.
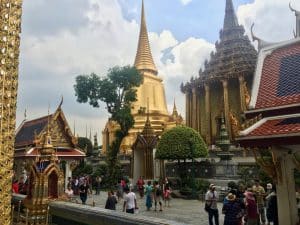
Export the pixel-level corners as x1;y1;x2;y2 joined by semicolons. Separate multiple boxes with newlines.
226;193;236;201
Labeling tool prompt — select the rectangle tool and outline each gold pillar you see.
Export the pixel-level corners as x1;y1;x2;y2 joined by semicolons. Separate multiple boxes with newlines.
185;92;190;127
222;79;232;140
192;88;197;130
239;76;246;112
204;84;211;146
0;1;23;225
196;90;201;133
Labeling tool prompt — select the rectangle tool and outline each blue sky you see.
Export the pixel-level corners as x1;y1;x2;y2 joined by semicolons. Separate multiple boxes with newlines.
119;0;254;42
17;0;300;140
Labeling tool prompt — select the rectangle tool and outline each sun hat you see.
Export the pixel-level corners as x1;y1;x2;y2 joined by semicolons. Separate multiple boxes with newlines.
226;193;236;201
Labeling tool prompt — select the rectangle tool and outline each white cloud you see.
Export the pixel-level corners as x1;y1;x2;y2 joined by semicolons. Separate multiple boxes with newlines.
237;0;300;43
180;0;192;6
18;0;214;141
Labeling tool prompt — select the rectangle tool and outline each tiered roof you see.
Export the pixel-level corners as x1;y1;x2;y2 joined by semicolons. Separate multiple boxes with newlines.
182;0;257;91
238;10;300;147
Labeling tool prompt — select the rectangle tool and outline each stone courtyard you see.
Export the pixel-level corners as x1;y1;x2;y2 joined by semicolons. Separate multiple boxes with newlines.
75;192;225;225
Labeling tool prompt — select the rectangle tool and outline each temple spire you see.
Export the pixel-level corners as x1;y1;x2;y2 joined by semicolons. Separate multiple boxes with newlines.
134;0;158;75
223;0;239;30
172;99;179;118
142;98;155;136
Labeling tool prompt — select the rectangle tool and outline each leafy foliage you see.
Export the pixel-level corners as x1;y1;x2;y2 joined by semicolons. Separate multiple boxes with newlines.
74;65;142;187
73;163;93;177
156;126;208;160
77;137;93;157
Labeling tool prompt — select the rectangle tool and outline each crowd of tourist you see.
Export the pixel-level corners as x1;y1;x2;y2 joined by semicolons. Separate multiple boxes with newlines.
205;179;278;225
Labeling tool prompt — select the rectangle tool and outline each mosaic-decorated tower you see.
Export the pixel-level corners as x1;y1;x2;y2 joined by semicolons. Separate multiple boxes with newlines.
181;0;257;147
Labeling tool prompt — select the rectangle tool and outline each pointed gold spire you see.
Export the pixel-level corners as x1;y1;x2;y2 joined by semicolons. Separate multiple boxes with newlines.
172;99;179;118
134;0;158;75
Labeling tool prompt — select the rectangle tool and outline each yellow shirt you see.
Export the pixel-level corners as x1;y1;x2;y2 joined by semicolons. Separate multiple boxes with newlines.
252;185;265;205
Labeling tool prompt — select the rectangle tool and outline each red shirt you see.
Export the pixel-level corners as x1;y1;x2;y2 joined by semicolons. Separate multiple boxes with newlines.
12;182;19;193
246;198;259;219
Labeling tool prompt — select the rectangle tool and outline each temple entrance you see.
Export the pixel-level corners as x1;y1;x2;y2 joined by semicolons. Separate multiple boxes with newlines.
133;148;145;181
48;171;58;198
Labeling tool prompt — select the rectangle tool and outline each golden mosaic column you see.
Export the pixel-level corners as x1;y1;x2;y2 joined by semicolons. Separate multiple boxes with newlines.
239;76;246;112
185;91;190;127
222;79;232;140
204;84;211;146
0;1;23;224
192;87;197;130
196;90;201;133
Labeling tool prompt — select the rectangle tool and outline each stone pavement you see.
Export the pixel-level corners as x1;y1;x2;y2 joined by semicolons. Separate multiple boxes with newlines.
75;191;225;225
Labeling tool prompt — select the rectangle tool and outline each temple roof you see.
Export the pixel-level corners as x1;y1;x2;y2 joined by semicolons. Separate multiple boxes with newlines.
134;0;157;75
15;102;77;148
223;0;238;30
249;38;300;110
238;22;300;146
15;115;51;147
201;0;257;81
182;0;257;91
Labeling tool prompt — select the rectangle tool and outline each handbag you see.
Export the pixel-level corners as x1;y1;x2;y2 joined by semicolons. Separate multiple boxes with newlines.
204;202;211;212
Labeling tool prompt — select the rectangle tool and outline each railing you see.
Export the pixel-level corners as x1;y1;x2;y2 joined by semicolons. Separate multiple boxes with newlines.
12;194;183;225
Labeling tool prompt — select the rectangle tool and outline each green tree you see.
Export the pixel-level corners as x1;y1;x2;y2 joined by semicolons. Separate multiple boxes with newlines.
77;137;93;157
156;126;208;160
156;126;208;191
74;65;143;187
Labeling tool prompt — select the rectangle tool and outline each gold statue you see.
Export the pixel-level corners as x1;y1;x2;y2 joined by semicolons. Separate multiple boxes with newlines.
243;81;251;108
229;111;240;137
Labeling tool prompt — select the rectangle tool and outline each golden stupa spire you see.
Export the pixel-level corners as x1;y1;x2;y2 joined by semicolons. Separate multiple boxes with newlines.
134;0;158;75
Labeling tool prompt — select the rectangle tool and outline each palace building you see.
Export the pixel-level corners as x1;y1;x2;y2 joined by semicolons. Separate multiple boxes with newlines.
181;0;257;148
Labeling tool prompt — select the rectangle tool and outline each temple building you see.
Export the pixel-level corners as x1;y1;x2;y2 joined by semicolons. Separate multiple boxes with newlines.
14;100;85;189
181;0;257;148
102;0;183;156
237;5;300;224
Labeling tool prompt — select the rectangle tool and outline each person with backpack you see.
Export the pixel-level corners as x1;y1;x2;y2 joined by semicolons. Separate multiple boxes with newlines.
222;193;243;225
153;180;163;211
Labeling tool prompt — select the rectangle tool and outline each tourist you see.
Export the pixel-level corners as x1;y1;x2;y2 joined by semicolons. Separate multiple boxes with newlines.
65;184;74;200
252;179;266;224
136;176;145;198
205;184;219;225
79;179;91;204
222;193;243;225
116;180;124;200
18;176;28;195
123;186;138;214
12;179;19;194
153;180;163;211
95;176;102;195
105;190;118;210
266;186;278;225
163;185;171;207
244;190;259;225
145;180;153;211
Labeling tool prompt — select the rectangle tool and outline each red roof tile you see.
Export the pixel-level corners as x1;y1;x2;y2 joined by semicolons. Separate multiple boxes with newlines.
255;42;300;109
242;116;300;137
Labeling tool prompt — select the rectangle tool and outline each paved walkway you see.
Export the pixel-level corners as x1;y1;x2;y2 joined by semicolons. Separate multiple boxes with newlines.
75;192;225;225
